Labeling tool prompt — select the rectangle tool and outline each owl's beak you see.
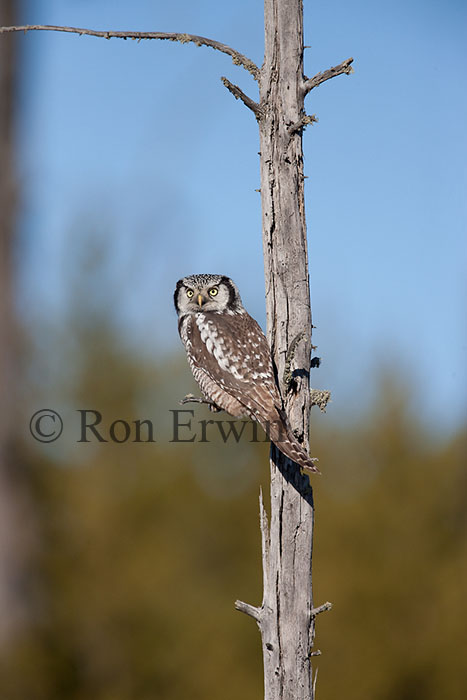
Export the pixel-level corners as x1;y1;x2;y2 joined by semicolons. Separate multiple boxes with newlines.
197;294;204;308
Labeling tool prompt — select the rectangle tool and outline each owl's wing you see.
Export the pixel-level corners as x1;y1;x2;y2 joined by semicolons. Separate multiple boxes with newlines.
182;311;320;473
184;311;282;420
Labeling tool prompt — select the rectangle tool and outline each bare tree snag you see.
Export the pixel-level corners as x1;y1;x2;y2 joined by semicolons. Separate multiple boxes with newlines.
0;4;352;694
256;3;317;696
236;2;350;698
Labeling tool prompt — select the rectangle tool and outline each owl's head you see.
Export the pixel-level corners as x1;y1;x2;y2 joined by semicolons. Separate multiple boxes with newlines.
174;274;245;316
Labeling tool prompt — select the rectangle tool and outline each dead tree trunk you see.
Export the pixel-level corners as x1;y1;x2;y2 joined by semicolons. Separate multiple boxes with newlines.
259;0;314;700
0;1;352;691
236;1;318;698
259;0;316;688
235;2;350;698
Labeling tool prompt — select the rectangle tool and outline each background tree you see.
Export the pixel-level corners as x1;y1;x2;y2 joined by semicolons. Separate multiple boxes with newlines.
0;0;35;647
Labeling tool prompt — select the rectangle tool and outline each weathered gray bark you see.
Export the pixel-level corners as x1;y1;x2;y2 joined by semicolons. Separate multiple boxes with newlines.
236;1;317;698
259;0;316;689
234;2;350;697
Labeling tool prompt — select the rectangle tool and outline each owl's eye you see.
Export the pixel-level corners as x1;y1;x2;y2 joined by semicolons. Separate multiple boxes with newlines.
186;289;194;298
208;287;218;297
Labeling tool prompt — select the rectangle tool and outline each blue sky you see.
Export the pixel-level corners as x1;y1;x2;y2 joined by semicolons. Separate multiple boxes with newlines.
14;0;467;434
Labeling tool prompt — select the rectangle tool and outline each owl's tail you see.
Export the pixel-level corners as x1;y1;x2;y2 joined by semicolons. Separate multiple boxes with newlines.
259;408;320;474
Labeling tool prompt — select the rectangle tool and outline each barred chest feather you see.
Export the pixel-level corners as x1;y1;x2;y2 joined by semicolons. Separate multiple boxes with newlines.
180;312;274;382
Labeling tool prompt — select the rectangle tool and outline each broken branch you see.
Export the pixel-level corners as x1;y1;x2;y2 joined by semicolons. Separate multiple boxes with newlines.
234;599;262;621
221;76;262;118
303;57;354;95
311;601;333;617
288;114;318;136
0;24;260;79
310;389;331;413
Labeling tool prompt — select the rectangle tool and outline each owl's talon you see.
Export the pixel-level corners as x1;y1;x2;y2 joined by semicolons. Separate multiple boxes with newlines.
179;394;221;412
179;393;199;405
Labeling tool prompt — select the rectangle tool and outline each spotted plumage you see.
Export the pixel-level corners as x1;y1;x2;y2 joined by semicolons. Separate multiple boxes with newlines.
174;273;319;473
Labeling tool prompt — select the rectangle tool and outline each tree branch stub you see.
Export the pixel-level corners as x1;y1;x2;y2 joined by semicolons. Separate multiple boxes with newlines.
234;600;262;622
221;77;263;118
310;389;331;413
311;601;333;617
303;57;354;95
287;114;318;136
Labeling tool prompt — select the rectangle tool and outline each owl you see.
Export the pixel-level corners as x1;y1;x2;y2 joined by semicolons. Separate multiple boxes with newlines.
174;273;319;473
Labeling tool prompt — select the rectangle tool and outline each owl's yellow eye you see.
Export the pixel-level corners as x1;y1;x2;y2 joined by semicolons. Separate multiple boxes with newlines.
208;287;218;297
186;289;194;298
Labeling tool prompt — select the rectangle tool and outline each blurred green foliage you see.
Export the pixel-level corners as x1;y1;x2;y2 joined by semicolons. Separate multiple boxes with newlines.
2;235;465;698
1;326;464;699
